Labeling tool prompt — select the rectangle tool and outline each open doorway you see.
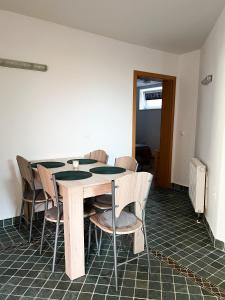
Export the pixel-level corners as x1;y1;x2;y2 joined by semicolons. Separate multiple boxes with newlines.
132;70;176;188
135;78;162;181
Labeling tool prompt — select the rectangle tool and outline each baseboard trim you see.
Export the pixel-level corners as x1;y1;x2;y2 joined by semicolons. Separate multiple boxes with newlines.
202;215;225;252
171;183;188;193
0;216;20;228
0;211;44;229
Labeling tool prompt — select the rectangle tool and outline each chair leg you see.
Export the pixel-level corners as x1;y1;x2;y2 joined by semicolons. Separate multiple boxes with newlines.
52;220;60;272
95;225;99;250
87;221;92;262
143;221;151;271
98;230;102;256
113;231;118;291
40;217;47;254
19;200;25;231
28;201;35;243
40;200;48;254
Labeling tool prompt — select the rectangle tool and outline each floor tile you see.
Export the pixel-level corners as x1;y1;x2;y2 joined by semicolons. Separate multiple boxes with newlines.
1;188;225;300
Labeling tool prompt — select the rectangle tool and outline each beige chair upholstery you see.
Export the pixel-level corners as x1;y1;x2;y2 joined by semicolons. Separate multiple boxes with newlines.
92;194;112;210
45;206;63;223
93;156;138;210
16;155;47;243
17;155;35;191
90;172;153;291
91;210;142;234
23;189;46;203
45;204;96;223
91;172;152;234
38;164;64;272
38;164;96;272
115;156;138;172
86;149;108;164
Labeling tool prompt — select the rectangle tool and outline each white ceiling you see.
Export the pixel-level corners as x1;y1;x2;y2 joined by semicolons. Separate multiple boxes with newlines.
0;0;224;54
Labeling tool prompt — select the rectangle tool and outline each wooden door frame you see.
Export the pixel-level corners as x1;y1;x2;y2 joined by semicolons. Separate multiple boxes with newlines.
132;70;176;187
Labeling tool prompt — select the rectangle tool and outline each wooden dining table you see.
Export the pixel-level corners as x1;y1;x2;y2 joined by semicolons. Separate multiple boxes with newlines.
32;157;145;280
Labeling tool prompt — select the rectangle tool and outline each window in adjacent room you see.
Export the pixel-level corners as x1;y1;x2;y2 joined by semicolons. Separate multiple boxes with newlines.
139;85;162;110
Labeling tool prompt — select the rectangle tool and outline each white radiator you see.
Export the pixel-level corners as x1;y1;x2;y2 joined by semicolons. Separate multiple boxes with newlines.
189;158;206;214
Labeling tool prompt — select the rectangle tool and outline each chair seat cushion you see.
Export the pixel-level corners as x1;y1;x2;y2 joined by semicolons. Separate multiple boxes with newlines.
45;206;64;222
99;210;137;228
90;210;142;234
95;194;112;204
93;194;112;209
45;204;95;222
24;189;46;202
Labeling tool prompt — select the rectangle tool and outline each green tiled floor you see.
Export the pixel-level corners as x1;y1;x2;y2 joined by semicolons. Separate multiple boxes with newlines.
147;189;225;292
0;188;224;299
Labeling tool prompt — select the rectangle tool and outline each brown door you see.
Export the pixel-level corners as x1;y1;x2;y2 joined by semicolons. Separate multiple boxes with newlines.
132;71;176;188
157;79;176;187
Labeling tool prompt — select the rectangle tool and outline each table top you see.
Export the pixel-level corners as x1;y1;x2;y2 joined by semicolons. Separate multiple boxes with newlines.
32;157;131;189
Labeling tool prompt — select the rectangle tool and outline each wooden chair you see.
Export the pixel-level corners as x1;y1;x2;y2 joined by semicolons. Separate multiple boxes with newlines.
16;155;47;243
115;156;138;171
93;156;138;210
86;149;108;164
38;164;96;272
90;172;153;290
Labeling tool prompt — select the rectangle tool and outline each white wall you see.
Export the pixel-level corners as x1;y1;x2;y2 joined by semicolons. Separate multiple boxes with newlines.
0;10;178;220
0;10;199;220
195;6;225;243
136;110;161;150
172;50;200;186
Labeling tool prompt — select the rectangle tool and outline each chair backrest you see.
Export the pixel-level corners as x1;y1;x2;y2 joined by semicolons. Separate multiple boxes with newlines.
115;156;138;171
89;149;108;163
37;164;58;205
112;172;153;218
16;155;35;190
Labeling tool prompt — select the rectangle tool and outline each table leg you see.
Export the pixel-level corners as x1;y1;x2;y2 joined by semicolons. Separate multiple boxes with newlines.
133;202;144;254
62;185;85;280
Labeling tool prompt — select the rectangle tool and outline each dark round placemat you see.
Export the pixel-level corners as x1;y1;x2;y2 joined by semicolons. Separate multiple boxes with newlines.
31;161;65;168
89;166;126;174
67;159;98;165
54;171;92;181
